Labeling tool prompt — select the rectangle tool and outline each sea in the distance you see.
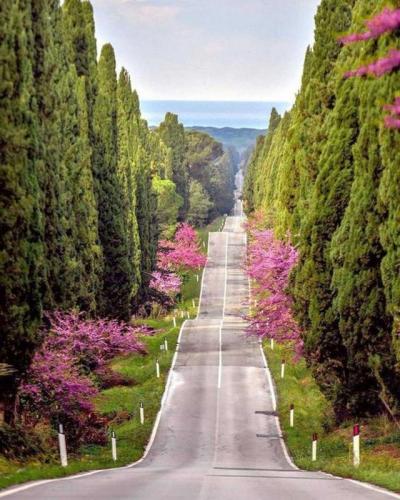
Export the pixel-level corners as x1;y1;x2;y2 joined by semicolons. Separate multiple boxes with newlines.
141;100;291;129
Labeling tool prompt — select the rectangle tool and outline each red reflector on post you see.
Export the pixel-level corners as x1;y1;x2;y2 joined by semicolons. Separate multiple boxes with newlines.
312;433;318;442
353;424;360;436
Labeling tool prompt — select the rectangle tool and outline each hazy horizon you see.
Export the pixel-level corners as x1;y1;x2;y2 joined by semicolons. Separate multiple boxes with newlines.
140;99;291;129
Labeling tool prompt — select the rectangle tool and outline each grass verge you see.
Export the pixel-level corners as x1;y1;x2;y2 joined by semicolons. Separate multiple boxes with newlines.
264;341;400;493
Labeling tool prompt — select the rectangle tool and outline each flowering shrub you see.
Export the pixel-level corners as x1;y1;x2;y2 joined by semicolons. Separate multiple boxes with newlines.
19;312;145;447
149;271;182;296
157;223;206;272
245;213;302;354
340;8;400;44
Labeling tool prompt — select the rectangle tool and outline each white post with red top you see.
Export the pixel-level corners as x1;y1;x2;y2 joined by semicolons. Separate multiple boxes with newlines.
281;360;285;379
353;424;360;467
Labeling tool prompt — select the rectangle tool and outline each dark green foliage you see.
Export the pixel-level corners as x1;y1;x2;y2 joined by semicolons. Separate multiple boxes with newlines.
93;44;131;320
0;0;44;421
244;0;400;418
117;68;142;300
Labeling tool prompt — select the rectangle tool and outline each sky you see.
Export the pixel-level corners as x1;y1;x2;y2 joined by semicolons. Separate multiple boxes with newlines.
90;0;321;103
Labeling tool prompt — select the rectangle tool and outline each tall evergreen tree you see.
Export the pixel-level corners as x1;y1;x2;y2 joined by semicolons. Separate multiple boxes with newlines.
157;113;188;219
0;0;44;422
117;68;142;301
93;44;131;320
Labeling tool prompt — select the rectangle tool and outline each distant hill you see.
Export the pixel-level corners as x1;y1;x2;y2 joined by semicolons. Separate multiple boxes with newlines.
188;127;265;154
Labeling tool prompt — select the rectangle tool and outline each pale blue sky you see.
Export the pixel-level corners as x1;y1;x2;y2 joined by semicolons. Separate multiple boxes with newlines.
90;0;320;102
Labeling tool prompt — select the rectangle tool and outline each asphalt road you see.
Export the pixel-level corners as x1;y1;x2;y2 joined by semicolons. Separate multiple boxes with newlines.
2;181;399;499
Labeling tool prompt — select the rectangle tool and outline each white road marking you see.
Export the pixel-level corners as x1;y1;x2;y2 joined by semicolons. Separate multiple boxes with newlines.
259;343;277;412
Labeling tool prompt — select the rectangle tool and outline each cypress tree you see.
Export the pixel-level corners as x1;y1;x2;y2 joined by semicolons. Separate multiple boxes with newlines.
251;108;282;214
30;0;71;309
93;44;131;320
117;68;141;301
328;0;400;415
293;82;360;416
0;0;44;422
158;113;188;219
73;75;102;312
243;135;264;214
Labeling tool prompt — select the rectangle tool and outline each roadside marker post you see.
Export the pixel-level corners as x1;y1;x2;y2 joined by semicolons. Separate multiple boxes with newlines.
353;424;360;467
140;402;144;425
111;430;117;461
289;404;294;428
173;317;176;327
192;299;195;308
271;338;274;350
180;311;184;319
164;339;168;352
58;424;68;467
312;433;318;461
186;311;190;319
281;360;285;379
156;359;160;378
196;274;199;283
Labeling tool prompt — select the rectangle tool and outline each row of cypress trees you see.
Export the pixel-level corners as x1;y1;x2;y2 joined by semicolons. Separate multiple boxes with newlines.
244;0;400;419
0;0;191;422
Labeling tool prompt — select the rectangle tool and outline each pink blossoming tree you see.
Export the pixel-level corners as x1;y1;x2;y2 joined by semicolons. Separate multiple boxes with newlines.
245;213;302;354
150;223;206;301
19;312;145;446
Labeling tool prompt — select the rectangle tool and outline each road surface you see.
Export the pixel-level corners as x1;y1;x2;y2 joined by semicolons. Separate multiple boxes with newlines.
2;182;398;499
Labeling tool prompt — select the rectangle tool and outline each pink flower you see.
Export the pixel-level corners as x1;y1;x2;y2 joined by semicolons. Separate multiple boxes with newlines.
344;49;400;79
157;223;206;272
245;213;302;355
18;312;146;443
150;271;182;296
340;8;400;44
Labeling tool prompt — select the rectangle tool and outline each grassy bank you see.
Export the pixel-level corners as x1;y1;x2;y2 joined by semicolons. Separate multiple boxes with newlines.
264;341;400;493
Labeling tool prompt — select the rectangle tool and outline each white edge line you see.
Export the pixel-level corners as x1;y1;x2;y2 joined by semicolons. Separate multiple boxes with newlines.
0;320;190;498
259;344;277;413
